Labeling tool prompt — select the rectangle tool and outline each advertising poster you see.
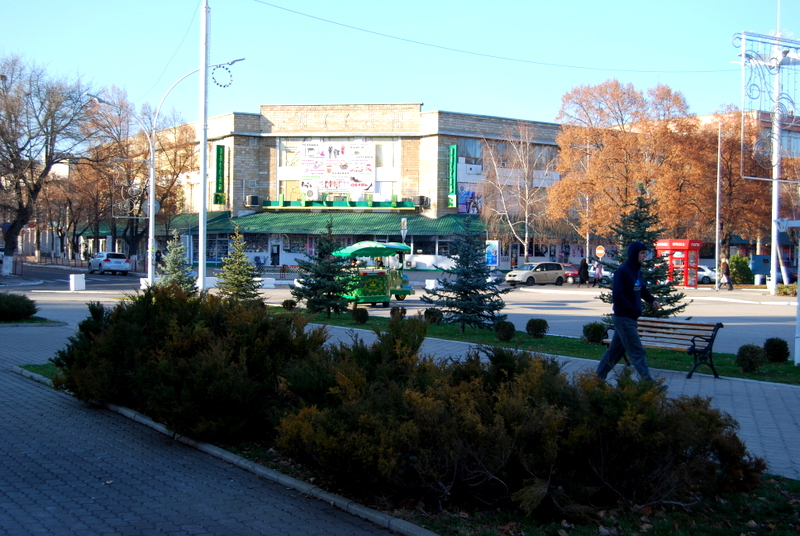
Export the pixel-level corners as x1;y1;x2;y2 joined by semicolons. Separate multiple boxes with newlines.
485;240;499;266
299;142;375;196
457;182;483;214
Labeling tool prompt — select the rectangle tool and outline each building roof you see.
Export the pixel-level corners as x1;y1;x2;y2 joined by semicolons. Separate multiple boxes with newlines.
197;212;484;237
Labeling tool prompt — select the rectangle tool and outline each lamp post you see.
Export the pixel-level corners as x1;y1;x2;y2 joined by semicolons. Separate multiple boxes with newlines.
88;58;243;287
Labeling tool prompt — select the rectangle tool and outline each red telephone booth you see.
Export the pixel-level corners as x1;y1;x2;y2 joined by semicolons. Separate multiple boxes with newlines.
655;239;703;288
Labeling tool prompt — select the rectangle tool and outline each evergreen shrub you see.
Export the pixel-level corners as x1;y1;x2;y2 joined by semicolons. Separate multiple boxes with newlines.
352;307;369;324
582;322;607;344
525;318;549;338
0;292;38;321
282;299;297;310
777;283;797;297
494;319;516;341
277;347;765;519
729;254;754;285
390;305;406;320
423;307;443;324
50;286;327;442
736;344;766;373
763;337;790;363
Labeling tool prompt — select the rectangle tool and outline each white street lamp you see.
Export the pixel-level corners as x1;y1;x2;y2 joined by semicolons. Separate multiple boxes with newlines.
87;58;243;287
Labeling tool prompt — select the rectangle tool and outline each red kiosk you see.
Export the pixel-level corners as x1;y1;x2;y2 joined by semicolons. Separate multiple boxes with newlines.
655;239;703;288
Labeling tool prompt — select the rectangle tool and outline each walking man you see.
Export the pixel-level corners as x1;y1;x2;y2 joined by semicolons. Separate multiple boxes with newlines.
596;241;661;382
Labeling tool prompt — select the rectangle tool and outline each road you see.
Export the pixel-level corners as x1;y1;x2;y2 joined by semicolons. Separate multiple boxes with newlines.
7;265;799;357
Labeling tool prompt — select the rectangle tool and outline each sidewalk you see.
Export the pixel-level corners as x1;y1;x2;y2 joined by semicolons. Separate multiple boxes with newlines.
1;321;432;536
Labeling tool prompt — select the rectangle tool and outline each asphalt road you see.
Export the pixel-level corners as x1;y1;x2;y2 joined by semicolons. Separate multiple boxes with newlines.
8;265;799;358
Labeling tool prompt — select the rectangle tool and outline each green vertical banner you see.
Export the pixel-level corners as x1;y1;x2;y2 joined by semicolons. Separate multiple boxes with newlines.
215;145;225;194
448;144;458;208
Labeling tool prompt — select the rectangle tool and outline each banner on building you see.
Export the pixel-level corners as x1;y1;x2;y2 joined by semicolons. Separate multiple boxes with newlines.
299;142;375;196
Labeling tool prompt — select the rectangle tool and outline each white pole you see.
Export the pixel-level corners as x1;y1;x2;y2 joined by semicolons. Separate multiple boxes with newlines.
197;0;210;291
715;122;721;289
769;55;781;295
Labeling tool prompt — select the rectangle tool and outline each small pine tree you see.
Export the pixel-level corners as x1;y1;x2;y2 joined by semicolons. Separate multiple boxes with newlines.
216;227;262;301
157;232;198;296
291;218;359;318
421;217;511;333
598;183;688;318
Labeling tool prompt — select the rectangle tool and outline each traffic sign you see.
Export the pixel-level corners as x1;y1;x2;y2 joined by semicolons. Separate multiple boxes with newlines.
595;245;606;258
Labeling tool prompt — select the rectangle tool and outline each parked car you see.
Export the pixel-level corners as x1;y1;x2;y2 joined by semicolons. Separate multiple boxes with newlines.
505;262;565;286
561;263;579;284
773;267;798;284
88;252;131;276
697;265;717;284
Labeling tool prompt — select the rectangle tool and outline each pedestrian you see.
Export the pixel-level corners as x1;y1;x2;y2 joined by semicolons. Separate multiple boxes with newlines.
717;258;733;291
578;258;590;287
596;241;662;383
591;259;604;287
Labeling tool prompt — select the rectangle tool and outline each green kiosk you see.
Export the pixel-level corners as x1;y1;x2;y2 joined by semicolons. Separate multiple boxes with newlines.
333;241;415;307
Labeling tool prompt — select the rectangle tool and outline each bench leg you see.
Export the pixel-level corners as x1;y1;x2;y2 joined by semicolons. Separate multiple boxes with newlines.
687;352;720;379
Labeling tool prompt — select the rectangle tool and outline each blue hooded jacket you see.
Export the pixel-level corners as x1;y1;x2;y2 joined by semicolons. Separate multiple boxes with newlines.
611;241;656;319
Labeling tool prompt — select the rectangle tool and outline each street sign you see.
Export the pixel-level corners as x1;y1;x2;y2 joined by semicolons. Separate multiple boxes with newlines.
595;245;606;258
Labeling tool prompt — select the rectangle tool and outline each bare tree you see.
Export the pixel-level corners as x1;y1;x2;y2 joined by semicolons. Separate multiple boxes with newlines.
481;122;558;261
83;89;194;259
0;54;92;274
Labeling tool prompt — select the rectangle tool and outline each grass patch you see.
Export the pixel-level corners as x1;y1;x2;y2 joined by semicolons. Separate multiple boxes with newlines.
0;316;59;325
274;306;800;386
20;363;58;379
219;436;800;536
410;476;800;535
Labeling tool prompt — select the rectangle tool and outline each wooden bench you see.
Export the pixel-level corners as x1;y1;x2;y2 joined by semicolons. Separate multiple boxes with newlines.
603;318;725;378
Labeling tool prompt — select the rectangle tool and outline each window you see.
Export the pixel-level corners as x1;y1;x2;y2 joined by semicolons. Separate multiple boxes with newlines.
375;138;399;167
413;237;436;255
279;139;302;167
458;138;483;166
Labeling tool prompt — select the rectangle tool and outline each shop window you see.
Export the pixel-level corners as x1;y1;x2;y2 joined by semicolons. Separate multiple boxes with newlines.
414;238;436;255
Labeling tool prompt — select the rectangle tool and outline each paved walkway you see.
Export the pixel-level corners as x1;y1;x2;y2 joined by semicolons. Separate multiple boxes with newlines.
2;274;800;535
1;322;428;536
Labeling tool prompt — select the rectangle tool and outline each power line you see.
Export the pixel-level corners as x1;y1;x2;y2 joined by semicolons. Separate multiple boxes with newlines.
252;0;736;74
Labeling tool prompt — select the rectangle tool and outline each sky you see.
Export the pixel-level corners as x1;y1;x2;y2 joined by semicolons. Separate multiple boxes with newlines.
1;0;797;125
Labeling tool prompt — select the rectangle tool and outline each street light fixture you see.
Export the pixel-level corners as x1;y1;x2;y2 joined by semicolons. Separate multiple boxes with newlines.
87;58;243;287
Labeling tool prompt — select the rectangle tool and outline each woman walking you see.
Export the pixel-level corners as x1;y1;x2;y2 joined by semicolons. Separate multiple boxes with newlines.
578;258;590;287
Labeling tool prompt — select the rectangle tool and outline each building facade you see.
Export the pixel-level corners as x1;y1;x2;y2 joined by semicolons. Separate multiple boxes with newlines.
176;103;562;269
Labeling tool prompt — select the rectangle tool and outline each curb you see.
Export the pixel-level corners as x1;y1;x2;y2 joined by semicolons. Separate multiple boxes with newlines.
11;366;438;536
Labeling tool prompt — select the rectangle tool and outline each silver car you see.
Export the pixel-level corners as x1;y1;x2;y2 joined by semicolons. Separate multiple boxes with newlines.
505;262;565;287
88;252;131;276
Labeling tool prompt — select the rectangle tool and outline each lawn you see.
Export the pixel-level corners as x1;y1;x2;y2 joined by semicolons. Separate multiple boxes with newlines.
287;307;800;386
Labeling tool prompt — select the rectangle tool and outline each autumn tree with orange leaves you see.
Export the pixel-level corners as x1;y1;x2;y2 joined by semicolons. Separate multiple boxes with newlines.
548;79;772;254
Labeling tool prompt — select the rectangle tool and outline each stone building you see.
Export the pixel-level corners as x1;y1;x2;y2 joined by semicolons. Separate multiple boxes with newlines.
175;103;561;270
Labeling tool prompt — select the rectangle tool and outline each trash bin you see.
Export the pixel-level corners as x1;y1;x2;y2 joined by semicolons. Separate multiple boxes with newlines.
69;273;85;291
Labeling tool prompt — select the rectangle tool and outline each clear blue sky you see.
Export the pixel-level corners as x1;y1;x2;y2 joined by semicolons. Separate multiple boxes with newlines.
2;0;796;125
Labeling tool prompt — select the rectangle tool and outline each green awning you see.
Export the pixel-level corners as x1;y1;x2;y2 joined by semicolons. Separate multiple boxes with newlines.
197;212;484;237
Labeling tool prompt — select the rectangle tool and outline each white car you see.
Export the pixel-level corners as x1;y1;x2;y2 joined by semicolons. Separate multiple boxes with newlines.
697;265;717;284
88;252;131;276
505;262;566;286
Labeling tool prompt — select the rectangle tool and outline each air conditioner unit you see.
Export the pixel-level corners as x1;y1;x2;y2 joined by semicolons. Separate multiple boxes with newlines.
245;195;260;207
303;187;319;201
415;195;430;207
466;164;483;175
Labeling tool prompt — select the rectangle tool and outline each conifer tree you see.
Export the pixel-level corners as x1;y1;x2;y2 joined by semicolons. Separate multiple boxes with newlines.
157;231;198;296
598;183;687;318
421;217;511;333
217;227;262;301
291;219;358;318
